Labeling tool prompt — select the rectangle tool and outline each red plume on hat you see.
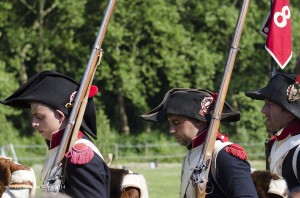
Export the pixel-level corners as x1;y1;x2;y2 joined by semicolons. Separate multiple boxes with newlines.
65;85;99;109
89;85;98;98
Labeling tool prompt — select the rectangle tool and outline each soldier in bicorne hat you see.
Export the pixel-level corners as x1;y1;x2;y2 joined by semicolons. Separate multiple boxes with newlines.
0;70;110;198
246;73;300;190
140;88;258;198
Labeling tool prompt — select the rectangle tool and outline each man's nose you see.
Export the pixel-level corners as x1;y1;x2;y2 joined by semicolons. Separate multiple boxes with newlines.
261;104;267;114
169;126;175;134
32;121;39;128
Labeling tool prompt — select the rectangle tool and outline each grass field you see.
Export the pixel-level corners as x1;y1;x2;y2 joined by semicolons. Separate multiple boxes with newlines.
114;160;265;198
32;160;265;198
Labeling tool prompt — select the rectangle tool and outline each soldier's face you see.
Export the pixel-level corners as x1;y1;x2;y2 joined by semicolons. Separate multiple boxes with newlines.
167;114;207;147
30;102;67;140
261;100;289;132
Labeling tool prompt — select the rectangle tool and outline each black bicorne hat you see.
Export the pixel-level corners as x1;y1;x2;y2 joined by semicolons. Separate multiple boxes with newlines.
0;70;97;139
245;73;300;120
140;88;240;123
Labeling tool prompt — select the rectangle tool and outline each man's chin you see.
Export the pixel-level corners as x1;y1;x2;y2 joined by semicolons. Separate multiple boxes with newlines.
40;134;49;140
265;126;277;135
177;140;186;146
265;123;273;131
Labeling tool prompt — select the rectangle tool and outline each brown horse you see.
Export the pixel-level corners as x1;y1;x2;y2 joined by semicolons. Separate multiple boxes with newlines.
251;170;288;198
0;156;36;198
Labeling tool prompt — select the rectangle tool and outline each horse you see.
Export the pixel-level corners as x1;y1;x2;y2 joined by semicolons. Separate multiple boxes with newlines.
109;167;149;198
251;170;288;198
0;156;36;198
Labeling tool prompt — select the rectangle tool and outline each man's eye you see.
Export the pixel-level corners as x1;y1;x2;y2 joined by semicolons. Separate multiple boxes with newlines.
172;121;180;125
35;115;44;120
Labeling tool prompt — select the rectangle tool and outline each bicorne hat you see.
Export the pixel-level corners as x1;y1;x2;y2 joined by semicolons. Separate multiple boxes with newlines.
245;73;300;119
140;88;240;123
0;70;97;139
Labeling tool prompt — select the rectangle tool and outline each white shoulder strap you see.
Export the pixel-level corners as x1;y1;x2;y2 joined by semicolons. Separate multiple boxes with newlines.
270;134;300;171
293;144;300;181
211;141;232;195
211;141;232;179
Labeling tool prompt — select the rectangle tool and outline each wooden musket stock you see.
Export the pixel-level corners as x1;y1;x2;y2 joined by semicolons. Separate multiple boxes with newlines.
194;0;250;197
43;0;116;184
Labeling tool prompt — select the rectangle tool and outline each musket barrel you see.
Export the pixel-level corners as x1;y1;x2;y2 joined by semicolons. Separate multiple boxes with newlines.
195;0;250;197
43;0;116;185
94;0;116;49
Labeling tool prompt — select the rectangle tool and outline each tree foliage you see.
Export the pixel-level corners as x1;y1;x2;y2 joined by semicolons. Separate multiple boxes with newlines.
0;0;299;144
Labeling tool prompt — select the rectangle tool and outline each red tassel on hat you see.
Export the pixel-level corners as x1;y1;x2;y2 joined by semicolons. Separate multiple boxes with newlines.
212;92;218;101
296;75;300;83
65;143;94;165
225;144;248;160
88;85;98;98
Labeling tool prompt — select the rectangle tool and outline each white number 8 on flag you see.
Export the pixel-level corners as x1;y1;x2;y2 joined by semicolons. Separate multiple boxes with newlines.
274;6;290;28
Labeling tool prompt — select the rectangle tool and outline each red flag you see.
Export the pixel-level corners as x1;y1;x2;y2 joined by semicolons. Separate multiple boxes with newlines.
263;0;292;69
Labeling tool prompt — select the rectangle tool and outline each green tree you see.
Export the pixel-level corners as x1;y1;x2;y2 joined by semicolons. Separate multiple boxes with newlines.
0;0;300;144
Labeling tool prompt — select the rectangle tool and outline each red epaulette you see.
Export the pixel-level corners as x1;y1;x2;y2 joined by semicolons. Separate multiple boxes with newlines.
225;144;248;160
65;141;94;165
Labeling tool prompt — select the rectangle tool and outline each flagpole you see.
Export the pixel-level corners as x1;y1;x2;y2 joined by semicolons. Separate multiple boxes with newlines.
264;0;293;170
269;0;277;78
270;58;277;77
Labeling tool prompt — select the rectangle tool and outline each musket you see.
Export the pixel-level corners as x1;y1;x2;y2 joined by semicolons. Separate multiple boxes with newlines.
193;0;250;197
41;0;116;191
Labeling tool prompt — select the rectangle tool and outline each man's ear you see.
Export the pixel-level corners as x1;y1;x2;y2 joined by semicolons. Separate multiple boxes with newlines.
286;111;296;120
194;119;207;129
55;110;66;123
194;120;201;127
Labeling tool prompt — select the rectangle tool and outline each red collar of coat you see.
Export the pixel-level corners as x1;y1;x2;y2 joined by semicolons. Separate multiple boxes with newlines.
273;119;300;141
190;129;248;160
49;129;84;149
191;129;230;149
